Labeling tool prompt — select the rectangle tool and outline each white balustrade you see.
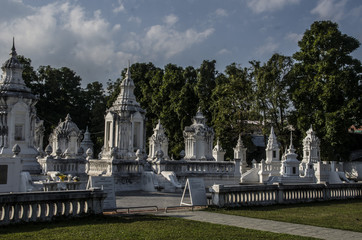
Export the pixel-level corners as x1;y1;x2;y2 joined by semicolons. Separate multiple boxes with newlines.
0;189;106;225
211;183;362;207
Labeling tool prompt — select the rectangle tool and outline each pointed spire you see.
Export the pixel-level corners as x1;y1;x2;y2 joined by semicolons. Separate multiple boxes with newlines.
236;134;244;148
11;37;16;56
213;138;224;152
270;126;275;136
154;119;163;131
287;130;296;154
65;113;71;122
126;60;131;78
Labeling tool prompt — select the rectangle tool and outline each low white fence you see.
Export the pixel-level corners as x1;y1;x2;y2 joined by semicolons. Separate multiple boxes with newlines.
211;183;362;207
164;161;236;177
0;189;106;225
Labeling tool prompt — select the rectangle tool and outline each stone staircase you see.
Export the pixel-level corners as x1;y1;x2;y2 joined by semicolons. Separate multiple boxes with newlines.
154;173;183;193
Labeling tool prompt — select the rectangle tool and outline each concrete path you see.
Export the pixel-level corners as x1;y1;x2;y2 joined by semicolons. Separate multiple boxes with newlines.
116;192;362;240
158;211;362;240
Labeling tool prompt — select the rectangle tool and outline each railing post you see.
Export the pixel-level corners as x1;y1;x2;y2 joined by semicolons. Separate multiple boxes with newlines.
277;183;284;204
324;183;330;201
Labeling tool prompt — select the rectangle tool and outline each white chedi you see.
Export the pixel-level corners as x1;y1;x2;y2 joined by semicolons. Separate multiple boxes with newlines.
102;63;146;160
280;132;299;177
265;127;280;163
183;108;214;161
48;114;82;158
148;119;169;161
213;138;226;162
0;39;44;173
302;125;320;164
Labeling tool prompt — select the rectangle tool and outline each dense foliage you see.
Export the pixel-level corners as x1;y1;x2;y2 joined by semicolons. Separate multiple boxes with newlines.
18;21;361;161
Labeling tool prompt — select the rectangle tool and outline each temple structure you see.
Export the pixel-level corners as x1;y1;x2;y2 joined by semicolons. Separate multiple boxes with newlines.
148;120;169;161
0;42;355;194
183;109;214;161
0;39;44;174
48;114;82;158
233;135;247;173
101;64;146;160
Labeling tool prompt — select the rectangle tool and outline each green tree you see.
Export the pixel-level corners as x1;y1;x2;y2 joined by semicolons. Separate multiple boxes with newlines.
195;60;217;123
83;81;107;155
156;64;186;158
291;21;362;160
211;63;254;160
250;54;293;151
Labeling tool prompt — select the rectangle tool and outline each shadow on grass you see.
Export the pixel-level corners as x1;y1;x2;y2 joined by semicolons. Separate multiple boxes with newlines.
0;214;165;235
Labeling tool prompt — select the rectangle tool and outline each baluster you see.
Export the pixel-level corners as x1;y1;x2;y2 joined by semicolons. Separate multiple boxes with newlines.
38;203;47;221
29;203;38;222
1;205;10;225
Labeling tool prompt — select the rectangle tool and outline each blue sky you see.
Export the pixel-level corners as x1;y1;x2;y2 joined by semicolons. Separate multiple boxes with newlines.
1;0;362;85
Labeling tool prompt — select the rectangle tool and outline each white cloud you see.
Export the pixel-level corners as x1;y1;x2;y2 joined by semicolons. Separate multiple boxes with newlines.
113;0;125;13
256;38;279;56
285;32;303;43
247;0;300;14
215;8;228;17
163;14;178;26
112;24;121;32
128;16;141;24
143;23;214;59
311;0;347;21
0;1;131;84
217;48;231;55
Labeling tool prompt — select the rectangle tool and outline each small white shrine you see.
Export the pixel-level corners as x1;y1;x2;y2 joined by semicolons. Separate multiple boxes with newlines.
148;119;169;161
233;135;247;173
101;64;146;160
258;127;281;182
37;114;91;177
80;126;94;158
213;138;226;162
280;133;300;177
265;127;280;163
48;114;83;158
0;39;44;174
183;109;214;161
300;126;320;171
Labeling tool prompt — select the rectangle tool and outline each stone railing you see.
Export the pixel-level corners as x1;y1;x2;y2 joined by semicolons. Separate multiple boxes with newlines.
0;189;106;226
38;157;86;175
162;161;236;177
211;183;362;207
115;161;142;174
87;159;142;176
87;159;110;175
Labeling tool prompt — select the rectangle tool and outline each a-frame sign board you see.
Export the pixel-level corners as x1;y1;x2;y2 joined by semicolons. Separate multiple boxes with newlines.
180;178;207;206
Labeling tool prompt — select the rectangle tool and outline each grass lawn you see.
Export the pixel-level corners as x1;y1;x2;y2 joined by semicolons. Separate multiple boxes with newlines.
207;199;362;232
0;214;316;240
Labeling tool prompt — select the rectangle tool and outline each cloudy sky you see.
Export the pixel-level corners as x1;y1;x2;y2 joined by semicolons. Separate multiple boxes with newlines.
1;0;362;86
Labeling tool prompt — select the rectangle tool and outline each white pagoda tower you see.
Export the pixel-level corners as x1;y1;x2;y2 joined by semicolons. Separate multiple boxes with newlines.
101;64;146;160
0;39;44;173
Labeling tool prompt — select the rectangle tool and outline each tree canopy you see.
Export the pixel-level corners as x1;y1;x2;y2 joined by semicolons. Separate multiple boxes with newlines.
16;20;361;161
290;21;362;160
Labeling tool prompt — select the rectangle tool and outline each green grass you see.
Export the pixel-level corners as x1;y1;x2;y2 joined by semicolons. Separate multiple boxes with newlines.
207;199;362;232
0;214;316;240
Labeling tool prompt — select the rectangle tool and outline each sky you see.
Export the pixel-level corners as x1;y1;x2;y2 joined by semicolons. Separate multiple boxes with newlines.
1;0;362;86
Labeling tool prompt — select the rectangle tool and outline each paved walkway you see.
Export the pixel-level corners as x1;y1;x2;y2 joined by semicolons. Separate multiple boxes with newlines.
116;192;362;240
158;211;362;240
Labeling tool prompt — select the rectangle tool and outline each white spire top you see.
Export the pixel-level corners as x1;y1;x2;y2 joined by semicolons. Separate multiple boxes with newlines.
111;63;143;111
266;126;279;150
288;131;296;154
